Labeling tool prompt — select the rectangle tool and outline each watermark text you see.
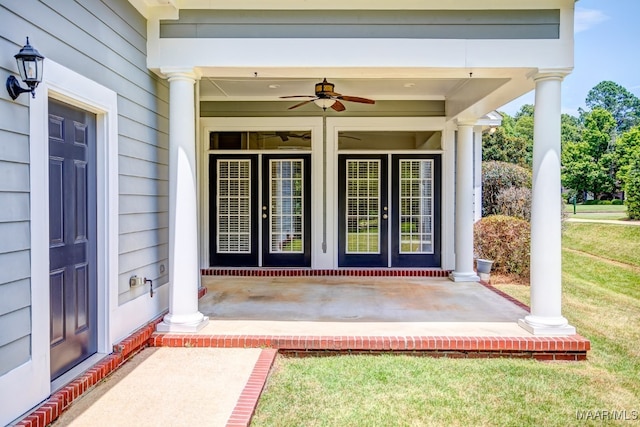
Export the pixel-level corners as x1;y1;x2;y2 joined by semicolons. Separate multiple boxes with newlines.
576;410;638;421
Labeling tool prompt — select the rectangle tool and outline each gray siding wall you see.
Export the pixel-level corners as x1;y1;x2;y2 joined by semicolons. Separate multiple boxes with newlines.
0;0;169;375
161;9;560;39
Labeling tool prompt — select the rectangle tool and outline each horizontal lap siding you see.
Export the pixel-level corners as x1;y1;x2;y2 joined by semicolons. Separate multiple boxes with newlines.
0;10;33;374
0;0;169;373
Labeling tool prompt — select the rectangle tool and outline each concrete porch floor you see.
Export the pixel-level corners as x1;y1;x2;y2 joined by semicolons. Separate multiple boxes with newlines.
196;276;533;337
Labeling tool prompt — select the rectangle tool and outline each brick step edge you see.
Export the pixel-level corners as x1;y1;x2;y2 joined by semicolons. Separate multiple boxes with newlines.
150;334;590;361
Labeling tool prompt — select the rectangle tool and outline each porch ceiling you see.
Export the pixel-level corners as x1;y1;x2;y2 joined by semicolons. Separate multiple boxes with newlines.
198;72;525;118
200;77;465;101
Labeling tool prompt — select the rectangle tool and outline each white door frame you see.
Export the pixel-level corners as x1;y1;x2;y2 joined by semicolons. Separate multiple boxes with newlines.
3;60;119;420
199;117;323;268
326;117;449;269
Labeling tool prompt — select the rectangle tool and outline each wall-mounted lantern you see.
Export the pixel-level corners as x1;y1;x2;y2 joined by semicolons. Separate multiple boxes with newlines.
6;37;45;100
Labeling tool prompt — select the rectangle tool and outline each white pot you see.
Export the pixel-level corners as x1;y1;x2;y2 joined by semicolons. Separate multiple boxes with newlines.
476;258;494;274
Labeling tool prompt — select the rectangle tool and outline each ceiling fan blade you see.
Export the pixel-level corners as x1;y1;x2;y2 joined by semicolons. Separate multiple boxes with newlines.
288;99;315;110
331;100;346;112
338;95;376;104
280;95;315;99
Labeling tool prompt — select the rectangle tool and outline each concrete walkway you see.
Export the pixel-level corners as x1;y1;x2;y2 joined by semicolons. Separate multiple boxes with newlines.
52;348;263;427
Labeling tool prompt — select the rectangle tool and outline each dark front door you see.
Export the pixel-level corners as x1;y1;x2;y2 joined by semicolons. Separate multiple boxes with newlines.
209;154;311;267
49;99;98;380
338;155;389;267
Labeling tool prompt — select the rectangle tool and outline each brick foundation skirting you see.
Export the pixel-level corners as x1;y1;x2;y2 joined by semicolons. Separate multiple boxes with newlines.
202;268;451;277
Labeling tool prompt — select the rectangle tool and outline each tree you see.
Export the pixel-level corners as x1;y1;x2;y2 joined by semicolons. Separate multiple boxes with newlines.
585;81;640;133
482;126;529;167
483;107;534;167
561;113;582;147
561;140;597;198
561;109;617;198
514;104;534;120
614;126;640;188
625;154;640;219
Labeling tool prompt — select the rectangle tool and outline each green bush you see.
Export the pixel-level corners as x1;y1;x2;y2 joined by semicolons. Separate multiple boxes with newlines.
625;155;640;219
474;215;531;277
494;187;531;221
482;161;532;217
612;199;624;205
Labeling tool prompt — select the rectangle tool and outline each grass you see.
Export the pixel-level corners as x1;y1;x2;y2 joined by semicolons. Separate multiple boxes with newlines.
562;223;640;267
564;203;627;220
252;222;640;427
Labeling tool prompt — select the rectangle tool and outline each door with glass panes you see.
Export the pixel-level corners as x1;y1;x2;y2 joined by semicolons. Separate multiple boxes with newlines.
338;154;440;267
209;154;311;267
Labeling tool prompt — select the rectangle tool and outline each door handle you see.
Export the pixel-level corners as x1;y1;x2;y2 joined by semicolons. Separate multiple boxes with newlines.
262;206;268;219
382;206;388;220
262;213;268;219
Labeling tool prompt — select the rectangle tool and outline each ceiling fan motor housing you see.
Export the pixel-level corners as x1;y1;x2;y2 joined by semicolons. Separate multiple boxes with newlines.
315;78;335;97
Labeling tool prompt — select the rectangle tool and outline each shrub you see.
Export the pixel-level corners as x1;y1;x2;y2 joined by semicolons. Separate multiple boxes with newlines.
612;199;624;205
482;161;532;216
494;187;532;221
625;155;640;219
474;215;531;278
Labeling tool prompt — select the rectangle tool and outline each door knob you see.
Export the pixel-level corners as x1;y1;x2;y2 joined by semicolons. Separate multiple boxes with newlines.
383;213;388;220
262;213;268;219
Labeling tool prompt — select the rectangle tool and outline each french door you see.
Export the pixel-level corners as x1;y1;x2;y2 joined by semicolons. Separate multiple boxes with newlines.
209;154;311;267
338;154;441;268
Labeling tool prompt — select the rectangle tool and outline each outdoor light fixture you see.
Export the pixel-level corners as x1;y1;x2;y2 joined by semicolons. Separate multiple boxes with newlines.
6;37;45;100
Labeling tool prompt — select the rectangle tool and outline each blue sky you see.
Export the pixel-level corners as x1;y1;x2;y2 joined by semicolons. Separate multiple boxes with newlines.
501;1;640;117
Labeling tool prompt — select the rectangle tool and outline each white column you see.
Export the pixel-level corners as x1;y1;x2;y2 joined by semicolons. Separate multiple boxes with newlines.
473;126;483;223
450;122;479;282
157;69;209;332
519;71;575;335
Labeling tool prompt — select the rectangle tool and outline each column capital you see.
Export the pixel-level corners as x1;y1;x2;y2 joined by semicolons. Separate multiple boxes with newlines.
529;68;572;83
160;67;201;82
455;119;478;128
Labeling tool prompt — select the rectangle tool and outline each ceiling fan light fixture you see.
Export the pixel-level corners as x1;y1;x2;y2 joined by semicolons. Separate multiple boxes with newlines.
313;98;337;109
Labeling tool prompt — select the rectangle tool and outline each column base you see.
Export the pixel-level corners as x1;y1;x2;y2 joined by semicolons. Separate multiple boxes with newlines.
157;312;210;333
448;271;480;282
518;316;576;336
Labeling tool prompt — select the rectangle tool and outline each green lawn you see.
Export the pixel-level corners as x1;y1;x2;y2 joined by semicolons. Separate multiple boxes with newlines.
252;222;640;427
564;203;628;220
